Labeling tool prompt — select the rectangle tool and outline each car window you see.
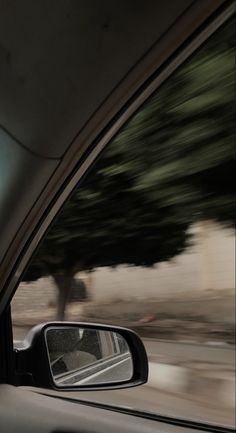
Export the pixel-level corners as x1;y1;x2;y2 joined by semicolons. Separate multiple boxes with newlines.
11;17;235;427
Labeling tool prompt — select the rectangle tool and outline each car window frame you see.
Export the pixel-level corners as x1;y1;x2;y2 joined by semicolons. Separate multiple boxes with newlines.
0;0;233;317
0;4;235;429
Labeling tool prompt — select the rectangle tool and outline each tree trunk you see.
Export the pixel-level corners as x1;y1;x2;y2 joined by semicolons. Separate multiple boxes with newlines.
52;273;74;321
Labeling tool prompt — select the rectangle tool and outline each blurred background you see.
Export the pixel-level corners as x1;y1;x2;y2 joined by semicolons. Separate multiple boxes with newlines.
12;17;235;428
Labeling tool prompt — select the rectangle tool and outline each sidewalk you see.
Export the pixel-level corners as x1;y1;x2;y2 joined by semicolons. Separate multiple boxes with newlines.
147;355;235;409
12;304;235;344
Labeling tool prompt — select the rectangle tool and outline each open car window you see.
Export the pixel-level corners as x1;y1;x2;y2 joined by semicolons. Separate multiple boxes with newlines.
12;16;235;428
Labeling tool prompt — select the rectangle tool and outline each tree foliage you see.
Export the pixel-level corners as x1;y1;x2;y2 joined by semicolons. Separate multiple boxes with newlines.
23;18;235;319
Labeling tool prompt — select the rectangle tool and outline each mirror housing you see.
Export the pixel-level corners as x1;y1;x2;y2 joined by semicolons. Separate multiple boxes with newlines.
14;322;148;391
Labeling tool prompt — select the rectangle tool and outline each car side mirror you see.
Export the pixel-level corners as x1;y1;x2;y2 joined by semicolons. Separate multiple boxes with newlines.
14;322;148;391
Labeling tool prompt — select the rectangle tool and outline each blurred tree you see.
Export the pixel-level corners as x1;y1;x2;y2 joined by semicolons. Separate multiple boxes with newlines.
23;19;235;320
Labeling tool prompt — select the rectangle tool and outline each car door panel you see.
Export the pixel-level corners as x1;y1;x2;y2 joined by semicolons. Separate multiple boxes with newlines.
0;385;210;433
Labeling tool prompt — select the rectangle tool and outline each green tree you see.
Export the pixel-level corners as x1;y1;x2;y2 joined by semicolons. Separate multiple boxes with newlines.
23;18;235;320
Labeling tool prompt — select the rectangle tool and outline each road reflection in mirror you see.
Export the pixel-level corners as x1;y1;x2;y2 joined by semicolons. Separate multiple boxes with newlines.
45;327;133;387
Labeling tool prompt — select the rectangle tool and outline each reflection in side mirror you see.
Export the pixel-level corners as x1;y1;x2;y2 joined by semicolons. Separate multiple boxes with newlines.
45;327;133;387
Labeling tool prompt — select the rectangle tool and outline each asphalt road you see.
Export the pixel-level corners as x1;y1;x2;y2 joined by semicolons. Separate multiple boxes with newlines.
143;338;235;366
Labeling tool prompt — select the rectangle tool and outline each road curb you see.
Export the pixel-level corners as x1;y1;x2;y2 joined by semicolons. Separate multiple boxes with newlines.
147;361;235;408
144;337;233;349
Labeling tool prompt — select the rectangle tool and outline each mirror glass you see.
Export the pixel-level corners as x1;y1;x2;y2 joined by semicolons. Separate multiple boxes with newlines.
45;327;133;387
